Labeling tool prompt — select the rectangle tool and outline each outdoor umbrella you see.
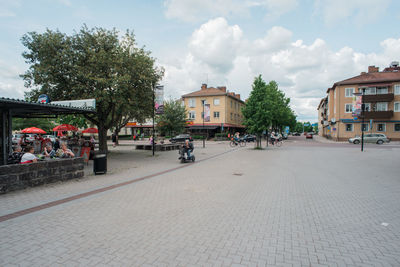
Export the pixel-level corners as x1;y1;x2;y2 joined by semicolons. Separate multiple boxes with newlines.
21;127;47;134
53;124;78;132
82;127;98;133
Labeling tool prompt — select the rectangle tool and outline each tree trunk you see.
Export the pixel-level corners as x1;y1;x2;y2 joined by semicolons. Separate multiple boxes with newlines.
98;124;108;153
114;129;120;145
256;134;261;148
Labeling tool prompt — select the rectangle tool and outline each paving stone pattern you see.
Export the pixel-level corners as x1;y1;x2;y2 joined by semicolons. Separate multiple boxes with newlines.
0;141;400;266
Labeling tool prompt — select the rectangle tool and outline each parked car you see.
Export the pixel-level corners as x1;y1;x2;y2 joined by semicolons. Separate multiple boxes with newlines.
306;132;313;139
43;134;56;143
242;134;256;142
293;132;301;136
282;133;288;140
170;134;193;143
348;133;390;144
12;134;24;144
25;134;37;142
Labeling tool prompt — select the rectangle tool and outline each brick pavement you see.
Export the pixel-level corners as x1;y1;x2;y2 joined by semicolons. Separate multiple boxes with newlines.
1;140;400;266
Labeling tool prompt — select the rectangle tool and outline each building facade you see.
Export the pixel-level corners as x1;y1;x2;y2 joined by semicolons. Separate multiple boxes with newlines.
182;84;245;136
318;62;400;141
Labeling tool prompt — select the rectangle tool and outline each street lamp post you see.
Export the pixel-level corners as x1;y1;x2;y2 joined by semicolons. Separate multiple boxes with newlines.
152;84;155;157
361;88;365;152
202;100;205;148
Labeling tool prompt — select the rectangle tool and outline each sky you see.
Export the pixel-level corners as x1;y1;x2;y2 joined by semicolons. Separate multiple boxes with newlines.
1;0;400;122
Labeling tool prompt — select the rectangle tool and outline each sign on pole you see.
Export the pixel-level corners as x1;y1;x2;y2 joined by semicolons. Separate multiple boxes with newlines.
155;85;164;114
352;93;362;117
204;104;210;122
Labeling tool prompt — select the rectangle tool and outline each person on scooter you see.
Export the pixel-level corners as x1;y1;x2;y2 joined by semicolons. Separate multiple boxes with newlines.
183;139;194;159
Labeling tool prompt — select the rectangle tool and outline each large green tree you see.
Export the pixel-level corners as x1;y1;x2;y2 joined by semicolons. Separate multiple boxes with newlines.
13;118;55;133
21;26;163;152
242;75;272;148
156;100;187;136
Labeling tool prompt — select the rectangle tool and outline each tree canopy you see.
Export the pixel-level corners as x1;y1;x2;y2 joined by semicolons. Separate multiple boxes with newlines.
242;75;296;148
21;25;163;152
156;100;187;136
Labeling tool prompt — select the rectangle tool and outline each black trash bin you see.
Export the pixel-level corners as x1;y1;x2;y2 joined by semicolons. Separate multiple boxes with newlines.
93;154;107;175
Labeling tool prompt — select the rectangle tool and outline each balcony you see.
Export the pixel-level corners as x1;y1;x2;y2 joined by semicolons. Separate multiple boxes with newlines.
363;93;394;102
363;110;394;119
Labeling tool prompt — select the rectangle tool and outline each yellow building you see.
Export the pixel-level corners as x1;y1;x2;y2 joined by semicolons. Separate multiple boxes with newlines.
182;84;245;136
318;62;400;141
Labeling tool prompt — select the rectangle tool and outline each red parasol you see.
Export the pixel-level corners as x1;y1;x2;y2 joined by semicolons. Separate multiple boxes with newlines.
21;127;47;134
82;127;98;133
53;124;78;132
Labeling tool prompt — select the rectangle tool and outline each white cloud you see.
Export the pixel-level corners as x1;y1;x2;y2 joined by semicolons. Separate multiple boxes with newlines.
0;0;21;17
314;0;391;26
163;0;297;22
159;18;400;121
0;60;26;99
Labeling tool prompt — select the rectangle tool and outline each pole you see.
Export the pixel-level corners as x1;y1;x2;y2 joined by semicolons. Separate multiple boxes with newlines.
152;84;155;157
361;88;365;152
202;100;205;148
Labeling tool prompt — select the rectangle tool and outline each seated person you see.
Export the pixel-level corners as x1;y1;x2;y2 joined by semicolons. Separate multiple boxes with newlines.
42;144;56;158
59;143;75;158
20;145;38;164
183;139;194;158
8;145;24;164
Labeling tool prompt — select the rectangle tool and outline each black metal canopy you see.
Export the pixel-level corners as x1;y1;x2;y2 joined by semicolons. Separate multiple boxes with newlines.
0;97;95;118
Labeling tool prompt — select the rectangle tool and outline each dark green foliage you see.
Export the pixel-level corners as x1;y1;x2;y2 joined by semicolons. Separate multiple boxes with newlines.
156;100;187;136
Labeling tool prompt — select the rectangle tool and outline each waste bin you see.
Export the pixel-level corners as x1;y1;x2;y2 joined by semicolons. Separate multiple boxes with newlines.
93;154;107;175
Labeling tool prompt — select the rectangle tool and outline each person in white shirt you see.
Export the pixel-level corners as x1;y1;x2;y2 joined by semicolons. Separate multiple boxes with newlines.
20;146;37;164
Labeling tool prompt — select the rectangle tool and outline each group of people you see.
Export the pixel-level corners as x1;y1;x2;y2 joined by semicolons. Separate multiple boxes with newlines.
9;142;75;165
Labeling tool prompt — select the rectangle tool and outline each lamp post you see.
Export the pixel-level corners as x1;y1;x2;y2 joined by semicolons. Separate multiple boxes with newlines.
152;84;155;157
202;100;205;148
361;88;365;152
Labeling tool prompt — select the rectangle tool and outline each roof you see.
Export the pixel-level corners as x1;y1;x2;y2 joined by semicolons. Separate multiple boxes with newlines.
182;87;245;103
335;71;400;86
0;97;96;118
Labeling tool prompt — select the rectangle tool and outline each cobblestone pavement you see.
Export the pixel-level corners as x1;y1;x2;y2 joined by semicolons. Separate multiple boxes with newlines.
1;140;400;266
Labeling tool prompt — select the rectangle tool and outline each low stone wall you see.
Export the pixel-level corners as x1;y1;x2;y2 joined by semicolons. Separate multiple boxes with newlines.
0;157;84;194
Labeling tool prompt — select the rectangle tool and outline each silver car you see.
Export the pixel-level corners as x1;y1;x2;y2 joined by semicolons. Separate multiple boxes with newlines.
348;133;390;145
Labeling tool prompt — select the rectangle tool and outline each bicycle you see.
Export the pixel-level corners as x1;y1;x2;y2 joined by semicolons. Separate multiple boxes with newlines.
230;138;246;147
268;138;282;147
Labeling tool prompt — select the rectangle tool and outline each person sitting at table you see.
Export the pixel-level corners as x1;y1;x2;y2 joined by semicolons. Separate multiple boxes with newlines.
60;143;75;158
20;145;38;164
8;145;24;164
42;144;56;158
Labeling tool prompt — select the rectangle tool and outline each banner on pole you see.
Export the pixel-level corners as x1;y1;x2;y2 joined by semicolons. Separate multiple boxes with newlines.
204;104;210;122
352;93;362;117
155;85;164;114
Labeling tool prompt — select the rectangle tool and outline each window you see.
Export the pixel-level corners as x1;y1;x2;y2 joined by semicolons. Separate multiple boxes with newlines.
214;111;220;118
345;88;354;97
201;112;204;119
364;103;371;111
213;98;220;105
345;103;352;113
376;102;388;111
395;84;400;95
189;111;196;119
377;123;386;132
394;102;400;112
230;113;233;120
364;87;376;95
189;98;196;107
395;124;400;132
231;101;233;108
361;123;369;132
346;124;353;131
377;87;388;94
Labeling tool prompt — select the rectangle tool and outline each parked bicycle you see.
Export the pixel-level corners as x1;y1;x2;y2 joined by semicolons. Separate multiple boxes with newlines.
230;138;246;147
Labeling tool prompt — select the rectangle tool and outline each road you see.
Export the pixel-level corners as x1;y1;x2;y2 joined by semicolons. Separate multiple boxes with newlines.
1;138;400;266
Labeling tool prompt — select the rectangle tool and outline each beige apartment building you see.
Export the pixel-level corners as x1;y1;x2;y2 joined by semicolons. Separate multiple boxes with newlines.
318;62;400;141
182;84;245;136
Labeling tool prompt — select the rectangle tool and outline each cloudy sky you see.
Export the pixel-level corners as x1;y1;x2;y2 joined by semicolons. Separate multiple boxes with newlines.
1;0;400;121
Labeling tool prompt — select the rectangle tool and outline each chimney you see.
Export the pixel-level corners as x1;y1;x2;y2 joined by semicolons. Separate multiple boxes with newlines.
218;86;226;92
201;83;207;90
360;71;366;75
236;94;240;99
368;66;379;73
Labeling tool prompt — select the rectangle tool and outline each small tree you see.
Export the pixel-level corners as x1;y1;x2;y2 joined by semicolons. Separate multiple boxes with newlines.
156;100;187;136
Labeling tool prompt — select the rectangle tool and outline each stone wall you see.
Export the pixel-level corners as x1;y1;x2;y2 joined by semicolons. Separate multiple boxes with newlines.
0;157;84;194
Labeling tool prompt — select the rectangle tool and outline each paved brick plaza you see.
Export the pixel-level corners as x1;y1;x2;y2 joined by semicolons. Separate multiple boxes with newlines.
1;138;400;266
